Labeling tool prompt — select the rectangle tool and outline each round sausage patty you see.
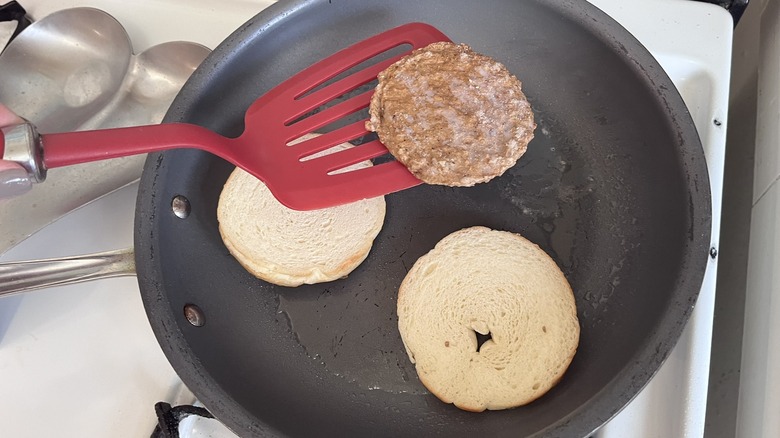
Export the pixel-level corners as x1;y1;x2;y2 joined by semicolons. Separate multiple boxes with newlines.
366;42;536;186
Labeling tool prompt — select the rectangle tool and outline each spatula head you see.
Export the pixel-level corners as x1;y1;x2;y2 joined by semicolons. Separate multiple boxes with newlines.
232;23;451;211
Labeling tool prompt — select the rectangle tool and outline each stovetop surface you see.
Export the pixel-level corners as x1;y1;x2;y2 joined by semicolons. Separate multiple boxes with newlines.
0;1;732;436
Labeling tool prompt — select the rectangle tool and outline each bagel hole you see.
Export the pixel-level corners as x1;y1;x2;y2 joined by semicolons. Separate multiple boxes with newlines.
475;331;492;352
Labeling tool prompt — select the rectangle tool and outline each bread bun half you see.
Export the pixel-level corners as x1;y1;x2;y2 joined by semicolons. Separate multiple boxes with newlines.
217;134;386;287
397;226;579;411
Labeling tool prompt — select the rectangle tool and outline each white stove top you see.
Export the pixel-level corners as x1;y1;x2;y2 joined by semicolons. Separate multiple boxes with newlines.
0;1;732;436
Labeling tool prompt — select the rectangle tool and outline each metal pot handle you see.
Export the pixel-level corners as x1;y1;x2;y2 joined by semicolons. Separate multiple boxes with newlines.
0;247;136;297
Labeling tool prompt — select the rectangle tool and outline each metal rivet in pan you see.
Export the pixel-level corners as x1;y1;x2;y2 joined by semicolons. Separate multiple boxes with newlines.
184;304;205;327
713;119;722;127
172;195;191;218
710;247;718;259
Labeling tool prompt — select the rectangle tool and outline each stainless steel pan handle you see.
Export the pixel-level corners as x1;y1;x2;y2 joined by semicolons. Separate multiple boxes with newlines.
0;248;135;297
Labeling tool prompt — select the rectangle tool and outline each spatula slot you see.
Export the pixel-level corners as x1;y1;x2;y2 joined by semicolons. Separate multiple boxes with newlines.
294;43;412;102
284;83;375;130
288;122;376;161
304;139;390;174
324;151;397;176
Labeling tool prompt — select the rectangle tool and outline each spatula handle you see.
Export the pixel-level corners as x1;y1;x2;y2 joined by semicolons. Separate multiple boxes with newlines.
42;123;229;169
1;123;46;182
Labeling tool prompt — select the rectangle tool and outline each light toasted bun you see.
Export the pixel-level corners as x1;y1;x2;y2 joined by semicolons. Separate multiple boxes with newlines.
217;134;386;287
397;226;579;411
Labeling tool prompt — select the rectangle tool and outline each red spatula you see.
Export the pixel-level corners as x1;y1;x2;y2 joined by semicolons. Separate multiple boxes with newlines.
0;23;450;210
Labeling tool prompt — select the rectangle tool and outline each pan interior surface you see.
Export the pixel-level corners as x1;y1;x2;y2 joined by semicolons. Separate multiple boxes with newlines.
136;0;711;436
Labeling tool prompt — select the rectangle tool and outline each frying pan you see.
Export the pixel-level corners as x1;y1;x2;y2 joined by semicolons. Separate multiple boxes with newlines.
70;0;711;436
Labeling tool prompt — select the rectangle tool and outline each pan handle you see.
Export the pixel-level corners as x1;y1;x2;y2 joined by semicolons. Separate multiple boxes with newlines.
0;1;32;52
0;247;135;297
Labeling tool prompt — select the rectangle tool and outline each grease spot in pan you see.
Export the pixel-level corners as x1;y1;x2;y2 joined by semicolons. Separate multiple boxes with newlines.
277;286;427;395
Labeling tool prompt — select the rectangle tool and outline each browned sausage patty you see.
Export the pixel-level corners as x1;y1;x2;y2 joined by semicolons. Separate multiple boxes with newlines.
366;42;536;186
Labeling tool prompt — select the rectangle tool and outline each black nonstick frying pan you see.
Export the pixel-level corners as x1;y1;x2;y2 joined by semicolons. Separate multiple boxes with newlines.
135;0;711;436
